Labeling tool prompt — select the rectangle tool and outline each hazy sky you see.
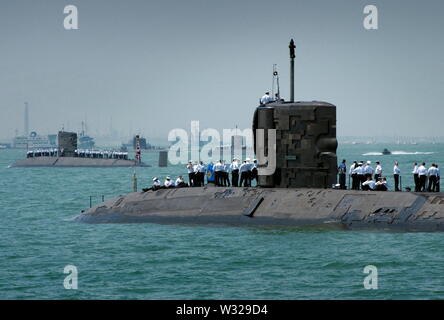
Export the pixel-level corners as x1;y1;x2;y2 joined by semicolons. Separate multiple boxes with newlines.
1;0;443;141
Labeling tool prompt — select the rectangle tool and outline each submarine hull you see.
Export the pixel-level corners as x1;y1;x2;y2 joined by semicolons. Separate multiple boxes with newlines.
77;186;444;232
11;157;150;167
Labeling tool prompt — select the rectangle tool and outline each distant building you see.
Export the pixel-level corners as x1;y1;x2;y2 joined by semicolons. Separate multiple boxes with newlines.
13;132;57;149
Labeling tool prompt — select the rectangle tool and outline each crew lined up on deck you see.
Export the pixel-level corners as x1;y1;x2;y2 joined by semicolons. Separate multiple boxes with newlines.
26;149;129;159
144;158;258;192
339;160;440;192
188;158;258;187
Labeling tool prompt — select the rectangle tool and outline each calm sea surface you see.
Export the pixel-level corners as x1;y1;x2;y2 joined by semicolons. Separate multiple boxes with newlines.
0;144;443;299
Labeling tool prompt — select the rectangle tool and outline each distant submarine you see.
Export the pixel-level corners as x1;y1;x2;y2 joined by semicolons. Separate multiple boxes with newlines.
11;132;150;168
76;40;444;232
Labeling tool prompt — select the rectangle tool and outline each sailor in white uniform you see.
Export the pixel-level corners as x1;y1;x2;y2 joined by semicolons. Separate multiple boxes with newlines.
239;160;250;187
198;161;206;187
393;161;401;191
349;161;357;189
427;164;438;192
260;92;272;105
352;163;363;190
417;163;427;192
186;161;194;187
230;159;240;187
363;161;374;180
412;162;419;192
374;161;382;181
164;176;173;188
152;177;161;190
214;160;224;186
250;159;258;186
222;161;230;187
362;177;376;191
175;176;187;188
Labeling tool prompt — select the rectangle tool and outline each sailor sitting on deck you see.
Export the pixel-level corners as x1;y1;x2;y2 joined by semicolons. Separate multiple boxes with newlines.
175;176;188;188
164;176;174;188
143;177;161;192
375;177;388;191
361;177;376;191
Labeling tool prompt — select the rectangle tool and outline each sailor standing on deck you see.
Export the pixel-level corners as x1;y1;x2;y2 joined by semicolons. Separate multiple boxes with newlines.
364;161;374;180
353;162;364;190
412;162;419;192
230;159;240;187
206;161;215;185
187;161;194;187
418;162;427;192
250;160;258;186
198;161;206;186
393;161;401;191
338;159;346;189
220;160;227;187
195;161;202;186
245;158;253;187
225;161;232;187
193;162;201;187
374;161;382;181
214;160;224;186
351;162;361;190
349;161;357;190
427;164;438;192
239;160;250;187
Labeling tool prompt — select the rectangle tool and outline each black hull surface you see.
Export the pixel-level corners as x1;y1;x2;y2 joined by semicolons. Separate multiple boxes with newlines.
11;157;150;167
77;186;444;232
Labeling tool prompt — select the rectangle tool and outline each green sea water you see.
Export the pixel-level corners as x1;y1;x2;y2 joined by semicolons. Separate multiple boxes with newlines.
0;144;443;299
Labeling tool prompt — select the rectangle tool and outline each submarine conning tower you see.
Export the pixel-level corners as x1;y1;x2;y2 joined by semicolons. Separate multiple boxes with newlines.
253;39;338;189
58;131;77;157
253;101;338;188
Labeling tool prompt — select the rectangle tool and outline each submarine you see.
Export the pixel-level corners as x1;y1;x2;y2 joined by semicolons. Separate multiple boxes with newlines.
76;40;444;232
11;132;150;168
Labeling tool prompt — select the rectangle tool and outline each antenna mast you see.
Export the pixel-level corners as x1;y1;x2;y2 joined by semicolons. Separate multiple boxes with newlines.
289;39;296;102
272;64;280;101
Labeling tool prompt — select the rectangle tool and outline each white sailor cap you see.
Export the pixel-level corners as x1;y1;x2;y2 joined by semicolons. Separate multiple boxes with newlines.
166;176;171;180
367;161;371;165
153;177;158;181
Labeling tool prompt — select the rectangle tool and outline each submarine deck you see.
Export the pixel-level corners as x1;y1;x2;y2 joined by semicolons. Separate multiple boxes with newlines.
11;157;150;167
77;186;444;232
